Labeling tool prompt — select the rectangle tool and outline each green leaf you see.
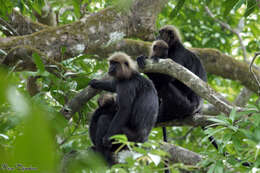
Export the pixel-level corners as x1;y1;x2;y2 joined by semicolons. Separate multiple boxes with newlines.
234;0;245;11
110;134;128;141
215;160;224;173
207;164;215;173
207;117;230;126
32;53;45;72
205;0;212;5
251;113;260;126
13;107;57;172
232;135;242;152
72;0;81;18
170;0;186;18
239;129;254;140
244;0;257;17
32;3;41;15
222;133;232;147
223;0;239;16
230;108;237;124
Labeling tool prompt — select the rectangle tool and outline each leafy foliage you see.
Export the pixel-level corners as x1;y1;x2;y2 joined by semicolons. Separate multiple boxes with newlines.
0;0;259;172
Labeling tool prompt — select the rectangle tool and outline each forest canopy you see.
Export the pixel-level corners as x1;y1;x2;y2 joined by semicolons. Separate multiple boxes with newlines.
0;0;259;172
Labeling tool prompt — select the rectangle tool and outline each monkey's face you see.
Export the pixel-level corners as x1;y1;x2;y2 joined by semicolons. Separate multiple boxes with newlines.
158;29;174;47
151;44;168;60
109;60;132;79
108;60;119;77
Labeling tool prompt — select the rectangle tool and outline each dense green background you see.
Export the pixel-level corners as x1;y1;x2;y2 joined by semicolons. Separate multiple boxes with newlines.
0;0;259;172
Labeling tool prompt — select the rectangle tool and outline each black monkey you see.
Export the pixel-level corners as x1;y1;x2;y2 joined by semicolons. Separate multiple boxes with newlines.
89;93;119;165
152;26;218;151
138;40;173;92
138;26;207;122
89;52;159;148
89;93;117;146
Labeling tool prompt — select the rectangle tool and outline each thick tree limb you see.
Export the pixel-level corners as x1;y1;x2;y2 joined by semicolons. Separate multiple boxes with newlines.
90;39;260;93
142;59;235;115
6;10;47;35
0;0;167;64
162;143;202;165
201;104;219;115
61;59;235;127
203;87;253;115
60;86;101;120
2;38;259;94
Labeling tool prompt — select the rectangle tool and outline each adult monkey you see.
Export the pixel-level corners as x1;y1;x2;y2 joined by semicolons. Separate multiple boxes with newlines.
137;26;210;143
137;27;208;173
89;93;118;165
89;52;159;150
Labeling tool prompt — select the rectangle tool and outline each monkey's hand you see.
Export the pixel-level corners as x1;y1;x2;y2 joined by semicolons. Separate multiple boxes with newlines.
137;55;148;69
89;79;100;89
102;135;112;148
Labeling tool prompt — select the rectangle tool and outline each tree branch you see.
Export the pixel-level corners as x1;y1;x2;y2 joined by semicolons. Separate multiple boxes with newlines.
249;52;260;94
0;17;19;36
143;59;235;115
0;0;167;63
234;87;253;107
33;0;57;26
205;6;248;62
2;38;259;94
60;59;236;127
6;9;47;35
162;143;202;165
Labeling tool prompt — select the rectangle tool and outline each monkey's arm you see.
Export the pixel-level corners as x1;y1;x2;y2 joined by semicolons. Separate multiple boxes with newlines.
89;79;116;92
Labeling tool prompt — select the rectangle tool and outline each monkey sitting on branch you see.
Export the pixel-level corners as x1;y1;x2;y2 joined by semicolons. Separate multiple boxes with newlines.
89;52;159;163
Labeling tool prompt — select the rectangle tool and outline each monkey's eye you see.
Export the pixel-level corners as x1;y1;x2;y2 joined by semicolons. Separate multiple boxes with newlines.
153;45;157;50
124;62;129;66
110;60;118;65
167;30;172;36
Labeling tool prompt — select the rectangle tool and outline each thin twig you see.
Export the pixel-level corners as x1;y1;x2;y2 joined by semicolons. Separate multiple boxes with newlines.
59;111;83;146
249;52;260;94
205;6;248;62
0;17;19;36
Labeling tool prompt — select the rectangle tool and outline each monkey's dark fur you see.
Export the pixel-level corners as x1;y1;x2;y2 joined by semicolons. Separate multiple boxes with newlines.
89;93;118;164
137;26;254;168
89;93;117;146
138;25;207;122
89;52;159;163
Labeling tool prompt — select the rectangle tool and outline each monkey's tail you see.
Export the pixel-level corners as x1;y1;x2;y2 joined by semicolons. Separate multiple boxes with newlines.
162;127;170;173
163;127;168;142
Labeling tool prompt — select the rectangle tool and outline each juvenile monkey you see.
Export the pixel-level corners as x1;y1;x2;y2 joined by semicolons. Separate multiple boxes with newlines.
89;93;118;165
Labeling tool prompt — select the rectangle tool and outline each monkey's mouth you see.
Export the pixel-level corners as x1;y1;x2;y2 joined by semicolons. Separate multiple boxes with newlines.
108;70;116;76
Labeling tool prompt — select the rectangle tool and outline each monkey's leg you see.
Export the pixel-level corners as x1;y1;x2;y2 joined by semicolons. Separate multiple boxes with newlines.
96;115;115;165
